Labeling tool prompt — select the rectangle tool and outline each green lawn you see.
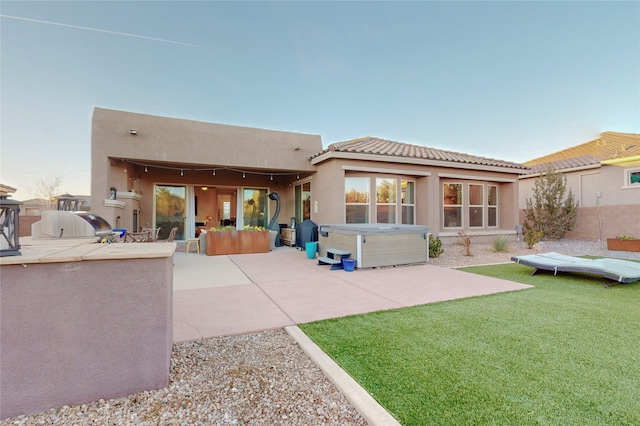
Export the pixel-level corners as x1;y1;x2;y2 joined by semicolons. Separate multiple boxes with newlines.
300;262;640;425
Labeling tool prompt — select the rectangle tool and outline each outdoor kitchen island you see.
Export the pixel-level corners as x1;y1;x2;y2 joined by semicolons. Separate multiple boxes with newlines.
0;238;176;420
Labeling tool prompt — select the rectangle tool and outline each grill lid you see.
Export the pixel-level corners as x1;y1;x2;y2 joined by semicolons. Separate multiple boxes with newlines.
31;211;113;239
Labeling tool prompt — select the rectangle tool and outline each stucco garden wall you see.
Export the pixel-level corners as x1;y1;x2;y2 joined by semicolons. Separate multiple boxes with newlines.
518;205;640;242
0;242;174;420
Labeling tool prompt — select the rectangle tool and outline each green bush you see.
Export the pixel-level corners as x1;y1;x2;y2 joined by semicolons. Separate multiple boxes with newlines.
429;234;443;258
523;166;577;240
524;228;544;249
492;235;510;252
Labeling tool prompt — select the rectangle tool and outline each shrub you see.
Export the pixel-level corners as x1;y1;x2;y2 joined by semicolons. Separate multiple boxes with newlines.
492;235;510;253
616;235;637;241
523;166;577;241
457;231;473;256
524;228;544;249
429;234;443;258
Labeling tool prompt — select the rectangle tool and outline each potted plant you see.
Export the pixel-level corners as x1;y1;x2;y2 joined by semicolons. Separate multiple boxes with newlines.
606;235;640;252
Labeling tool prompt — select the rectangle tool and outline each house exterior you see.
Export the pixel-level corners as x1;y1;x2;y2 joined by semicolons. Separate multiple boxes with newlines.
91;108;529;244
519;132;640;241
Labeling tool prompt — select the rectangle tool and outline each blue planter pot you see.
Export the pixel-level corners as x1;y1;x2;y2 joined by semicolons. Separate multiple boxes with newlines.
306;242;317;259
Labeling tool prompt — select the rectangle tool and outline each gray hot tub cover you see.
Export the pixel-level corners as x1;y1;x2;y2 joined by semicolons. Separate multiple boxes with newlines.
511;252;640;284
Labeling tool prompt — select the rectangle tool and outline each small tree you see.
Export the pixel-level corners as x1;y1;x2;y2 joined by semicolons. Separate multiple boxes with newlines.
523;166;577;241
32;175;63;211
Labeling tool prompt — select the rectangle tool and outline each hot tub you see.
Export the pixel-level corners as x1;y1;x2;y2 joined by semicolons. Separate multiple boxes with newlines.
318;224;430;269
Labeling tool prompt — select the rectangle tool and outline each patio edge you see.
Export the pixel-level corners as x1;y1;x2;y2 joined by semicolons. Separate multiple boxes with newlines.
285;325;401;426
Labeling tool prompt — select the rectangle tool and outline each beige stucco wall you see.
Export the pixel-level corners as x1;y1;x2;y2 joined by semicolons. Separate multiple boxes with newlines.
518;163;639;241
91;108;323;234
1;246;174;420
311;156;523;244
90;108;525;243
518;164;640;208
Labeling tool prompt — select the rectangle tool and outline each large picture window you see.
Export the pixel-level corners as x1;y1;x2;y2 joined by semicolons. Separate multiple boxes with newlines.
401;180;415;224
443;183;462;228
376;178;397;223
345;177;370;223
469;184;483;227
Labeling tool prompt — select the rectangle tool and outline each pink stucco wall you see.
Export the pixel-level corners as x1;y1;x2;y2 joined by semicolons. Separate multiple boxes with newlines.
0;256;173;420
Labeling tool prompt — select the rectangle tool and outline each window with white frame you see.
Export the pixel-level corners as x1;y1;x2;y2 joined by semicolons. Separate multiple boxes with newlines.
345;177;370;223
469;184;483;227
401;179;415;224
488;185;498;227
376;178;397;223
443;183;462;228
625;168;640;187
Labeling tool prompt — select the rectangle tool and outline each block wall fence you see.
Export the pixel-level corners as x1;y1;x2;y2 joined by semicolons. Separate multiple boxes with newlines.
519;205;639;241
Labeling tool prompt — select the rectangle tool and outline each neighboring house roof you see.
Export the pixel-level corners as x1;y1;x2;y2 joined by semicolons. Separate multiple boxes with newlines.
526;155;602;175
524;132;640;169
311;136;529;171
0;183;17;195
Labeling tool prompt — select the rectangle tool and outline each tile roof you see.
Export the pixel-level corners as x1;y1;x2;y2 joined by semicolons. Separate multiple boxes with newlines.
313;136;529;170
527;155;602;174
524;132;640;168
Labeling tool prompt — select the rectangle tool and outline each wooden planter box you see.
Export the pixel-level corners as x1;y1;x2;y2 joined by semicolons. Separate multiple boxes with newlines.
239;230;270;254
207;230;240;255
206;230;269;255
606;238;640;252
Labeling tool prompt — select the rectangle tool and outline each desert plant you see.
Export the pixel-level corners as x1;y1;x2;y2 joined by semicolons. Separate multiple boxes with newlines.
524;228;544;249
492;235;510;253
457;231;472;256
523;166;577;240
428;234;443;258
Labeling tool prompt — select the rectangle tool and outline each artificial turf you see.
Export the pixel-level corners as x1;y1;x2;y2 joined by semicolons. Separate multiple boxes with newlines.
300;262;640;425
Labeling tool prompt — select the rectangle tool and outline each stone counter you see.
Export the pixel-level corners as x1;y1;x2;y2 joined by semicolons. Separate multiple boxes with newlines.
0;239;176;420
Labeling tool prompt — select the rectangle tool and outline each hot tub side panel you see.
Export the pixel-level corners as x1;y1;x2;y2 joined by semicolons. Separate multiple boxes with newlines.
319;233;357;259
319;228;428;268
359;233;428;268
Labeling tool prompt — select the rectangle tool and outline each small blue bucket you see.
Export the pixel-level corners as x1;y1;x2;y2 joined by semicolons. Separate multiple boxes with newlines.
343;258;356;272
305;242;317;259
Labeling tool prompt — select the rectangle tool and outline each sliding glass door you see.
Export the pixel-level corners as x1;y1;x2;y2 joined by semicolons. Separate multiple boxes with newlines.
155;185;186;240
241;188;268;228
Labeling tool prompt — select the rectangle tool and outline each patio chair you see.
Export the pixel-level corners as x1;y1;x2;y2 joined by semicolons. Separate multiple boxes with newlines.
124;229;152;243
142;226;162;241
162;227;178;243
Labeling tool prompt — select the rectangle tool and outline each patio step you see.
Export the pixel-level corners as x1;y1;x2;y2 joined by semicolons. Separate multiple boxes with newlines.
326;248;350;257
317;256;341;265
318;248;352;270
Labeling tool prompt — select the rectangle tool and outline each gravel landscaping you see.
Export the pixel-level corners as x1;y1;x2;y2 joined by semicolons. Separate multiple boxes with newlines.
4;239;637;425
4;331;367;426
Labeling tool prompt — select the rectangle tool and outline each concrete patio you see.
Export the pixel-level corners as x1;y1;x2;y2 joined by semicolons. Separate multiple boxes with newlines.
173;248;532;343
